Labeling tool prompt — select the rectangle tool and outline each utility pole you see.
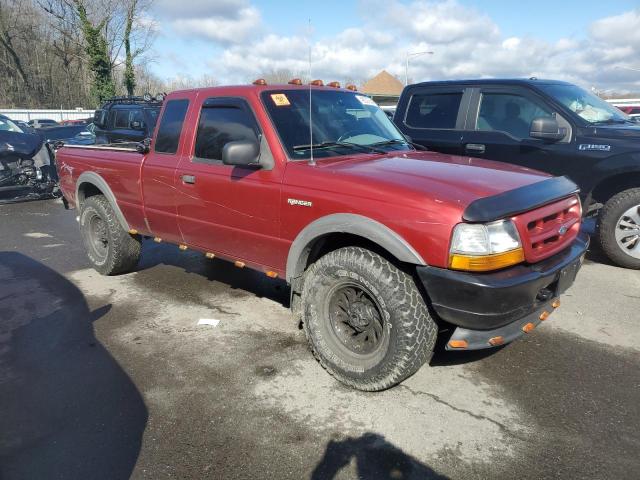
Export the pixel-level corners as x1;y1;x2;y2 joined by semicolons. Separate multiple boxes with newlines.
405;50;434;85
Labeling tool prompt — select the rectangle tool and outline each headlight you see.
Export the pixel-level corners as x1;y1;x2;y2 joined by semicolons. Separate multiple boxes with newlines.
449;220;524;271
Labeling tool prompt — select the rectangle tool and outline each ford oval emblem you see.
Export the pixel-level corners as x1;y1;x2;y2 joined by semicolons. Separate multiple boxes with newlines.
558;225;568;235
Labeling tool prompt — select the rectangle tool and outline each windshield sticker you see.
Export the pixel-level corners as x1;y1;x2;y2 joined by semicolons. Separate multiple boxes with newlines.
270;93;291;106
355;95;378;107
578;144;611;152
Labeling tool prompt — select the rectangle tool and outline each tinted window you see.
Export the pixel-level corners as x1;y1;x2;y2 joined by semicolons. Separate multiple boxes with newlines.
154;99;189;153
405;92;462;129
114;109;130;128
477;93;552;139
194;105;258;161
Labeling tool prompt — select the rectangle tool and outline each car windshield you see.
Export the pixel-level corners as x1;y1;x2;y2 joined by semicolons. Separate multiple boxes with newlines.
261;89;410;159
540;84;631;124
0;117;24;133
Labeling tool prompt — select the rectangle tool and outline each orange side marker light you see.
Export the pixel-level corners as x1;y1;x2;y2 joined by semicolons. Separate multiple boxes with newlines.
489;336;505;346
539;311;550;321
552;299;561;309
448;339;468;349
234;261;245;268
523;322;536;333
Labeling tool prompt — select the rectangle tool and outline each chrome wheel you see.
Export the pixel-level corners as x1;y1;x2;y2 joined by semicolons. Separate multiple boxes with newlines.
615;204;640;259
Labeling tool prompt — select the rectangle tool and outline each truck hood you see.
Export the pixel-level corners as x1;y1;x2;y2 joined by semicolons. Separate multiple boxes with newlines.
590;123;640;140
304;150;552;211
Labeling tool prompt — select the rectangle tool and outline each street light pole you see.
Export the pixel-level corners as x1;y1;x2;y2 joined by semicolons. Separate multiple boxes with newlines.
405;50;434;85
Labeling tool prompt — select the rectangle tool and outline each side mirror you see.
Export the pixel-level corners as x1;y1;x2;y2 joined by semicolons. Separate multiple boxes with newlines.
94;109;107;128
130;120;145;130
222;139;260;167
530;116;565;141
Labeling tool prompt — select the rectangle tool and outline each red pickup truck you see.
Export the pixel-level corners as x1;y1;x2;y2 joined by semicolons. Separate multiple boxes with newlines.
56;80;588;391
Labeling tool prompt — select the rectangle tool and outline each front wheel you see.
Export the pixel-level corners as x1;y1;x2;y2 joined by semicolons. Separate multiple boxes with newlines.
79;195;141;275
599;188;640;269
301;247;437;391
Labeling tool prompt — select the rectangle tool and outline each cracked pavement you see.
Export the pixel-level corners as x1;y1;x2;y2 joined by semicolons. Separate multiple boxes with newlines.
1;199;639;479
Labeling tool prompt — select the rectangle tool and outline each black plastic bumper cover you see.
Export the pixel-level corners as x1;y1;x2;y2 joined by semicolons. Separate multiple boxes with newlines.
417;232;589;331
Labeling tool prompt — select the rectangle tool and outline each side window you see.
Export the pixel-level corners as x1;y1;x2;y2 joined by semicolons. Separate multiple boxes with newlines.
194;104;259;162
476;92;552;139
114;109;130;129
154;99;189;154
129;108;144;127
405;92;462;129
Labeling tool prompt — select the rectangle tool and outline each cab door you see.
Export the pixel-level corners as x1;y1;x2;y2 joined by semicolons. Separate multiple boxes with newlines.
141;97;191;243
395;86;469;155
174;96;284;269
460;87;575;177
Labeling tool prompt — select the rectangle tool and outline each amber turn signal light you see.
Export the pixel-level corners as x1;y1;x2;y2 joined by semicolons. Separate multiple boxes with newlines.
449;248;525;272
488;336;504;346
266;271;278;278
522;322;535;333
448;339;468;349
552;299;561;308
539;311;550;321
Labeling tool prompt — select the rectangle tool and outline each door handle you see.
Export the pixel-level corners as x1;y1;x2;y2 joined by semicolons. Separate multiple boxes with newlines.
181;174;196;184
465;143;486;153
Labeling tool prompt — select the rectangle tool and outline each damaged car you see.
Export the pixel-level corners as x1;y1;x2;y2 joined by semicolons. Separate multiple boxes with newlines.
0;114;59;203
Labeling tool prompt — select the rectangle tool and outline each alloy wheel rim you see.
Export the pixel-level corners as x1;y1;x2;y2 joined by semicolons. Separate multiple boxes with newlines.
87;214;109;261
615;204;640;259
327;282;385;356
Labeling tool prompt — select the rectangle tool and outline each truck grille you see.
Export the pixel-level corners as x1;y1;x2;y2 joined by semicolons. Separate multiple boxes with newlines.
512;195;581;263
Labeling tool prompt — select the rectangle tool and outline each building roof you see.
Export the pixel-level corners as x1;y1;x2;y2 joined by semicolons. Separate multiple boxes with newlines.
361;70;404;96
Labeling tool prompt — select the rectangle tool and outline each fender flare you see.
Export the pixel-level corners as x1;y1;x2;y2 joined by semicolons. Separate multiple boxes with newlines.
75;171;130;232
285;213;426;283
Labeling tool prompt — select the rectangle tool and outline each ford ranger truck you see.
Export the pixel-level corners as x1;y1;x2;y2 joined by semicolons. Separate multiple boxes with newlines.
55;80;589;391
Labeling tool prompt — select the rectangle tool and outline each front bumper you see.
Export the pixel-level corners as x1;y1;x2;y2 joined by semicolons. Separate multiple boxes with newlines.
417;232;589;350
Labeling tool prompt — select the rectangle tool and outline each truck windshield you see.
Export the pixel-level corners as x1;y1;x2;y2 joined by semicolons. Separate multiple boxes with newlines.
540;84;632;124
261;89;410;159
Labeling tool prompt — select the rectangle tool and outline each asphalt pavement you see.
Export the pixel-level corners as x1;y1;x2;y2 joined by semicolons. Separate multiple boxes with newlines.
1;198;638;479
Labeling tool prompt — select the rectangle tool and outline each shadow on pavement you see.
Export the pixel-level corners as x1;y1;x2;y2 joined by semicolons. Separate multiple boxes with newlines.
311;433;449;480
136;239;291;306
0;251;147;480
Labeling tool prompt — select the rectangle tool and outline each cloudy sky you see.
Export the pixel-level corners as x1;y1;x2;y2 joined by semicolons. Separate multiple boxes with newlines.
148;0;640;92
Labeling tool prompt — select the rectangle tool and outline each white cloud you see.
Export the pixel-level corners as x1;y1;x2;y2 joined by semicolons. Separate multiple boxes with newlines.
171;7;261;44
153;1;640;92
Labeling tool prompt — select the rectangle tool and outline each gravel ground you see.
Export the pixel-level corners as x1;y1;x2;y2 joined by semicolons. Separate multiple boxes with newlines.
1;198;638;480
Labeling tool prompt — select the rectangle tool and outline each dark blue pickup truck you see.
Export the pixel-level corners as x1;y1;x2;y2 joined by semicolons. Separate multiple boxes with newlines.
394;78;640;269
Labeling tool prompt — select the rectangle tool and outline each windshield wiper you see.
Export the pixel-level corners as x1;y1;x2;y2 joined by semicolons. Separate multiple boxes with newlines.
293;141;386;154
370;138;428;151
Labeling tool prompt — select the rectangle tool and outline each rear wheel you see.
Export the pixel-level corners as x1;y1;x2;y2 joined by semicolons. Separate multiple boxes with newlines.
79;195;141;275
599;188;640;269
301;246;437;391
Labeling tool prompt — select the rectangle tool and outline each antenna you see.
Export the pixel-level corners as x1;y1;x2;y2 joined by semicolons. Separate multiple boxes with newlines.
308;18;316;166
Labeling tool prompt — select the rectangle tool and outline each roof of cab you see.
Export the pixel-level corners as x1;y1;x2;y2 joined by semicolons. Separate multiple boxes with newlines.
168;83;357;97
407;78;574;88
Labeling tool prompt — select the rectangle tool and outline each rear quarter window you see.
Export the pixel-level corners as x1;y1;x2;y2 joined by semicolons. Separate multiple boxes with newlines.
154;99;189;154
405;92;462;129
